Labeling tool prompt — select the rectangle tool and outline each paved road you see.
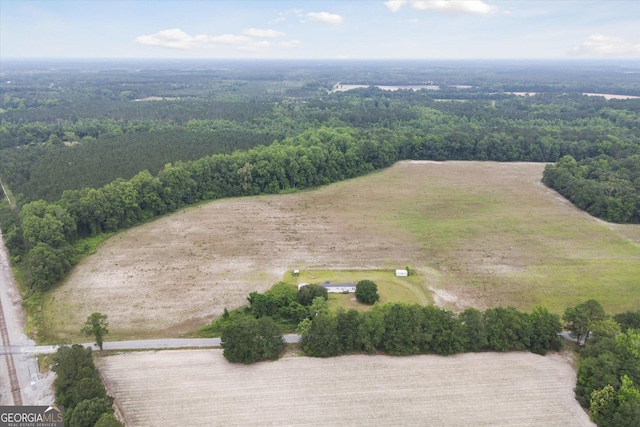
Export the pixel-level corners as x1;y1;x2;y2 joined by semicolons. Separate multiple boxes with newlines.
0;230;51;405
6;332;578;354
2;334;302;355
0;280;22;404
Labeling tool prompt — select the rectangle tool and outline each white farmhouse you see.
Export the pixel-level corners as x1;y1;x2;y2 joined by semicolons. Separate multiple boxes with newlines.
321;281;356;293
298;281;357;293
395;269;408;277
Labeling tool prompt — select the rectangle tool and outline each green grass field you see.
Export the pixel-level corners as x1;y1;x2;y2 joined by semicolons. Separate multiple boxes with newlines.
385;163;640;314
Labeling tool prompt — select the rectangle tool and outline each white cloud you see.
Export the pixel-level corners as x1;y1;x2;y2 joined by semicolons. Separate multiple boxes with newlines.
386;0;496;15
244;28;285;38
238;40;271;52
135;28;213;50
136;28;300;54
135;29;258;51
571;34;640;57
385;1;407;12
210;34;252;45
279;40;302;48
307;11;344;24
268;9;304;25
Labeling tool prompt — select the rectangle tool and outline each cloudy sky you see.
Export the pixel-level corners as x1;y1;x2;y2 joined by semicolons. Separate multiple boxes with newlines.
1;0;639;60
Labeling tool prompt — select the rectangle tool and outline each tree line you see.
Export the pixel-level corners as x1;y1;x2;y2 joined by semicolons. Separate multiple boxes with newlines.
3;127;398;292
542;154;640;223
207;281;562;361
298;303;562;358
568;304;640;427
1;122;280;202
52;345;123;427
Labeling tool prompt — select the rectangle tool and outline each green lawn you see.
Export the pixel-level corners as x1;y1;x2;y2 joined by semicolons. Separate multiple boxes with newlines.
283;269;432;311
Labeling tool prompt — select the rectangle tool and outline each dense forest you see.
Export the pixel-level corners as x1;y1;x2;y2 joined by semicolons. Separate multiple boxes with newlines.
2;84;640;203
543;154;640;223
1;64;639;200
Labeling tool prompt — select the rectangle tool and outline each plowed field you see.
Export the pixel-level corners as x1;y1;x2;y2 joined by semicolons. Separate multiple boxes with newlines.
97;349;594;427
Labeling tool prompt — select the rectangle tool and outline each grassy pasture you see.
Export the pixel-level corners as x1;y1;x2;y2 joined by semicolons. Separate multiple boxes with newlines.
43;161;640;340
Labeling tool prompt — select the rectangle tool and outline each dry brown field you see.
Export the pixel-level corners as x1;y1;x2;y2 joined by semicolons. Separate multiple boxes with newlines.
44;161;640;340
581;93;640;100
97;349;594;427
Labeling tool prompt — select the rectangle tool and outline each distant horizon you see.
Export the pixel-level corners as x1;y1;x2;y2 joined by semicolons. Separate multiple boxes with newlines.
3;57;640;63
3;57;640;75
2;1;638;61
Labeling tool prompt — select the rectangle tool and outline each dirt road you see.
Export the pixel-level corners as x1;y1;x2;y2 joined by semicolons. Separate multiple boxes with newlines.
2;335;301;355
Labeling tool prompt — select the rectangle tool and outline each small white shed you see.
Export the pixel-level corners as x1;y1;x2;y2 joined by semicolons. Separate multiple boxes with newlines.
395;269;408;277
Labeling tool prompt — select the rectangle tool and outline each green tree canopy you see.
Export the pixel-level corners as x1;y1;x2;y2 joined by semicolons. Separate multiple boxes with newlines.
563;299;607;346
613;310;640;331
67;397;115;427
355;280;379;305
297;283;328;306
81;312;109;350
52;345;97;408
528;307;562;354
94;413;125;427
300;314;341;357
221;316;285;364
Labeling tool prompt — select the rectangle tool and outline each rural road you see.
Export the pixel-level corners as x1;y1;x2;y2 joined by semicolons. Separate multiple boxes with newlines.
0;231;55;406
2;334;301;355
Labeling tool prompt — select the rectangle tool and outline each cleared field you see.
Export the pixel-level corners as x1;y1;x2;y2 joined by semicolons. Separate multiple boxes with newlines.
43;161;640;340
97;349;594;427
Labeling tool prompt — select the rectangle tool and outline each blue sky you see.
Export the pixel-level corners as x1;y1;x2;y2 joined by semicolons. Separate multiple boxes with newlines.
1;1;639;59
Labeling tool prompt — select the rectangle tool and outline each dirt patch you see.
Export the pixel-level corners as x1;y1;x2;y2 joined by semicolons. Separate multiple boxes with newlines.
428;286;461;310
332;83;440;92
582;93;640;100
97;349;594;427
